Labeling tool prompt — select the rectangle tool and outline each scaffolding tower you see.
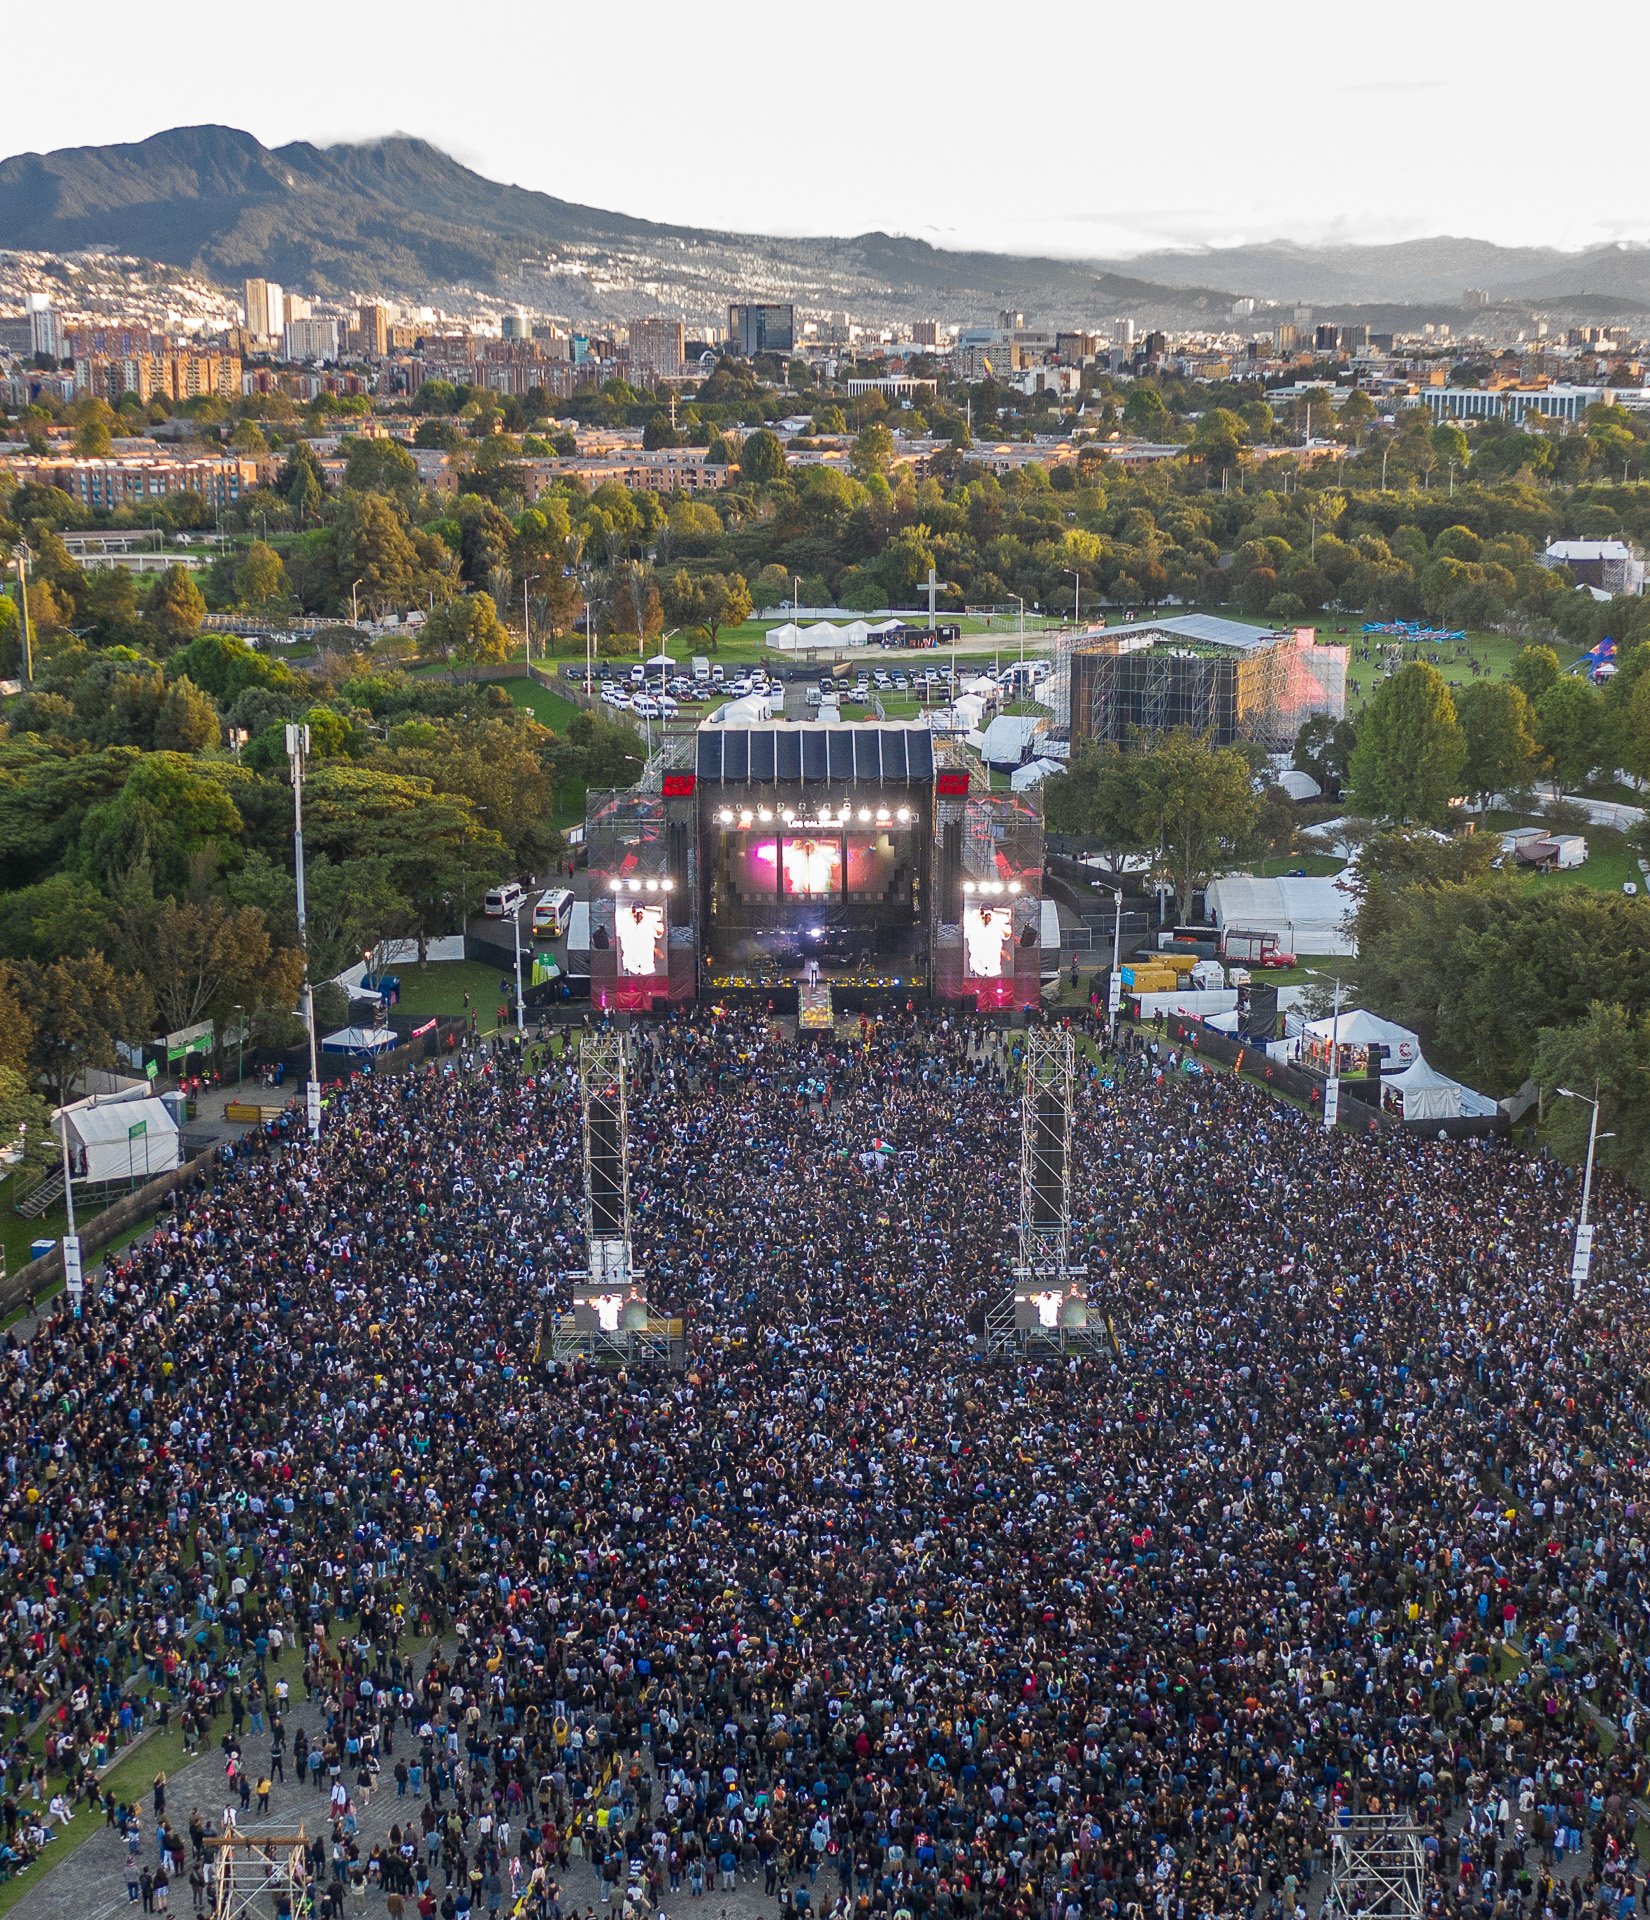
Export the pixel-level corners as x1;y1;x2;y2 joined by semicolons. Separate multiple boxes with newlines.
1322;1817;1428;1920
206;1828;310;1920
984;1028;1108;1357
550;1033;685;1368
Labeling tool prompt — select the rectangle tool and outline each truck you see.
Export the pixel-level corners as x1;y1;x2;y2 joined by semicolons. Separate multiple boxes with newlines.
1219;928;1297;969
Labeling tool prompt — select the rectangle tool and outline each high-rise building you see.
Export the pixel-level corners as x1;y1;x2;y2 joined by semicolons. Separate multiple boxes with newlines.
911;318;941;347
997;308;1025;333
356;303;389;356
284;317;341;363
728;303;794;358
1273;323;1299;354
501;311;530;342
243;278;284;340
25;294;59;361
629;316;685;383
284;293;313;324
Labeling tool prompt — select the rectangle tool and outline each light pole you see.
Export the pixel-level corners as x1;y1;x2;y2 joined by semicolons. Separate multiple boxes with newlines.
1067;567;1081;633
11;545;33;687
57;1103;81;1315
1105;884;1124;1032
1381;440;1392;492
286;723;322;1141
233;1003;244;1093
1012;593;1026;674
350;577;363;629
522;572;540;668
1556;1086;1610;1300
512;898;527;1034
1307;968;1346;1130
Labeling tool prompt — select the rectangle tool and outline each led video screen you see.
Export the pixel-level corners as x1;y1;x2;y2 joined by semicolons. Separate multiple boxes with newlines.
844;832;896;896
782;835;842;898
731;837;781;897
962;903;1015;980
615;901;666;977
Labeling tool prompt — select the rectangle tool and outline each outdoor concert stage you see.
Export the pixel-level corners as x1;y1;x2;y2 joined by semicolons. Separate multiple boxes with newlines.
584;721;1045;1016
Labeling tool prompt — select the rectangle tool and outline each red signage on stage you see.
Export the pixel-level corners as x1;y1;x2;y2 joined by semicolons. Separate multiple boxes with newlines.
661;773;697;798
935;770;970;797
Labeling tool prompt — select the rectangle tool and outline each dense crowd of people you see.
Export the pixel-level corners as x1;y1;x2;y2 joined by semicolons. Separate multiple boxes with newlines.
3;1007;1650;1920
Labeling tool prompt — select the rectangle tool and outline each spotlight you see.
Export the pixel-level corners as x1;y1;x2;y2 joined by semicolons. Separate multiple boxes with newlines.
717;808;734;826
738;811;753;828
858;807;872;823
875;807;890;823
661;877;675;892
644;879;658;893
963;881;976;894
609;878;623;893
758;807;773;822
626;878;641;893
1008;880;1022;895
896;807;911;823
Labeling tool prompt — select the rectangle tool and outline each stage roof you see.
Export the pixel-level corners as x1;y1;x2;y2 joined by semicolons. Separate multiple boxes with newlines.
1073;614;1293;655
696;723;936;785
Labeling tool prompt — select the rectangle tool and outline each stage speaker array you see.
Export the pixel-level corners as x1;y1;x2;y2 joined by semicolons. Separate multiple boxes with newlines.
587;1092;625;1236
1030;1080;1066;1229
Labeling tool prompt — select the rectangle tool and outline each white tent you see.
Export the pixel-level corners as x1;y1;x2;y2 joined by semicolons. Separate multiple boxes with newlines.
1383;1055;1497;1121
765;623;804;651
1301;1007;1420;1066
1276;768;1322;801
65;1096;181;1184
1204;872;1356;956
1011;756;1064;792
321;1025;397;1055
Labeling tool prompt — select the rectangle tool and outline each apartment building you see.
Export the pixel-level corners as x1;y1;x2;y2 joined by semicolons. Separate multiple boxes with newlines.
283;317;341;363
243;278;284;340
75;351;243;404
516;448;728;498
0;452;269;510
629;316;686;384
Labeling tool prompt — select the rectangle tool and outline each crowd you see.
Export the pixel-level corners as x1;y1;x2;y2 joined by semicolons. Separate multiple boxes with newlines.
2;1008;1650;1920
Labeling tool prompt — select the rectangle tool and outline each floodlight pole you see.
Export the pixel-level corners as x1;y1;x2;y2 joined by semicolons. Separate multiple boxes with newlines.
286;724;321;1141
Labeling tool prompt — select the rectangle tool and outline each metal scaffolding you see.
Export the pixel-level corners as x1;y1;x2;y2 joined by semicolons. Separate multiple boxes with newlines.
550;1033;684;1369
206;1828;310;1920
1322;1816;1428;1920
985;1029;1107;1357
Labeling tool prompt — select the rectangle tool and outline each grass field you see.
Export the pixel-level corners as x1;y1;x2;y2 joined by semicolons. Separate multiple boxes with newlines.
499;676;581;731
385;959;505;1023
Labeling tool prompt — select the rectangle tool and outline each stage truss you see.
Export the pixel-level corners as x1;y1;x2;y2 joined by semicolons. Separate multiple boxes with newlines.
550;1032;685;1369
207;1828;310;1920
985;1028;1108;1357
1322;1816;1428;1920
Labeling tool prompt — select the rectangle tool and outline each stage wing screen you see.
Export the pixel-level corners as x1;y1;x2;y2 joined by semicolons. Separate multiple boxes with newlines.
781;835;842;897
615;902;666;977
962;903;1015;979
731;837;781;897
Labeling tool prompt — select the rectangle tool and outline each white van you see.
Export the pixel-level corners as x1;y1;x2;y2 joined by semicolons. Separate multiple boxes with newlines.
533;887;575;938
484;881;526;918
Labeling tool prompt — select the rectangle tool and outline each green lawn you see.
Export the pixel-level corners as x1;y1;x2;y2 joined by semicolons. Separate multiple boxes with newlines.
500;676;581;732
386;959;504;1023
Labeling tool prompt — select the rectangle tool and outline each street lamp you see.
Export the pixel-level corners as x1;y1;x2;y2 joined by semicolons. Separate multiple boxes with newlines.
1067;568;1082;633
233;1003;244;1093
350;577;364;628
512;897;528;1034
522;572;541;668
1556;1087;1611;1300
1011;593;1026;672
10;544;34;687
1104;885;1124;1032
286;723;322;1142
57;1104;81;1317
1306;968;1346;1130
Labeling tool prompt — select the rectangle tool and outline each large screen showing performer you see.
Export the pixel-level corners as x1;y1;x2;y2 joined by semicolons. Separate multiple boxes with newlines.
615;901;666;976
731;837;781;897
781;835;842;897
962;902;1015;979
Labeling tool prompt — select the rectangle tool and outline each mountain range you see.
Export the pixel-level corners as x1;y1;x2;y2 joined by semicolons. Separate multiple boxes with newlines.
2;125;1649;324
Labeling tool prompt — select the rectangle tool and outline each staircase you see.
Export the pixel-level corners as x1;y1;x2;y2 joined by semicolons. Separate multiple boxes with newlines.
16;1171;64;1219
798;980;834;1031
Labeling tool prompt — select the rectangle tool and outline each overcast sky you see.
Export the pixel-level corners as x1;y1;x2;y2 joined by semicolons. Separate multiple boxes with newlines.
5;0;1637;258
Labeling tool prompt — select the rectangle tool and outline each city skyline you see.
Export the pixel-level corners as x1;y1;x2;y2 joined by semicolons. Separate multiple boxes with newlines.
0;0;1640;261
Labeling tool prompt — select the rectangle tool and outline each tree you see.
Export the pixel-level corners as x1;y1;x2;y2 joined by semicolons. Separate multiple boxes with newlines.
232;849;410;985
423;592;511;665
849;424;895;482
737;430;786;484
1535;676;1603;802
112;891;303;1037
1292;713;1358;796
1509;643;1563;704
0;1068;53;1181
233;540;289;612
4;952;153;1106
1455;679;1539;808
602;564;662;651
1533;1002;1650;1193
1122;385;1170;436
144;565;207;643
1348;661;1464;825
79;753;247;889
342;436;419;500
153;674;223;754
1188;408;1244;477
